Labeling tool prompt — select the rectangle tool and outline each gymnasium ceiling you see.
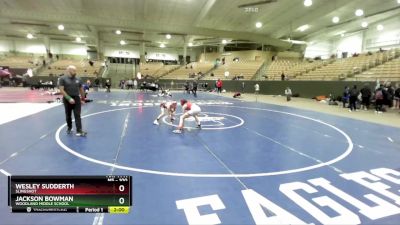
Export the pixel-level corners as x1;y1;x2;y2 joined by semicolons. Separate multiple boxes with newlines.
0;0;399;50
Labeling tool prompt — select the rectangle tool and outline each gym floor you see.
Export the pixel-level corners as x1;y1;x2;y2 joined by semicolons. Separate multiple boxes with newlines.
0;88;399;225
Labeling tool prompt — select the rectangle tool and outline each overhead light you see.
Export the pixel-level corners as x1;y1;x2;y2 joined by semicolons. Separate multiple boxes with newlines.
297;24;309;32
222;39;227;44
166;34;171;39
27;33;33;39
304;0;312;7
355;9;364;16
291;40;307;44
58;24;64;31
361;21;368;28
115;30;121;35
160;43;166;48
283;39;307;44
335;31;346;36
255;22;262;28
120;40;126;45
398;0;400;4
76;37;82;42
341;33;345;37
188;42;193;47
377;24;384;31
332;16;340;23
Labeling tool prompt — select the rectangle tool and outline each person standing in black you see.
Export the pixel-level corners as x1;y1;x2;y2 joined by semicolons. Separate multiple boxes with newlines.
375;85;384;113
386;84;395;108
360;83;372;110
342;86;350;108
281;72;285;81
184;81;190;94
59;65;87;136
192;80;197;97
394;83;400;109
349;85;359;112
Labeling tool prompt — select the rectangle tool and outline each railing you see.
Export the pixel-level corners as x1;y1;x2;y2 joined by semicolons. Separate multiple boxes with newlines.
252;61;267;80
157;65;183;79
34;64;47;76
100;66;107;78
198;66;218;80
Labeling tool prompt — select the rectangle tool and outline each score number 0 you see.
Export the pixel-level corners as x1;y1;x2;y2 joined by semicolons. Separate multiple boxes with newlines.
119;184;126;205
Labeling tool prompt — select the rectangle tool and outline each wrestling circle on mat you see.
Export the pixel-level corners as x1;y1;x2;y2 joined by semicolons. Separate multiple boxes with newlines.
55;105;353;177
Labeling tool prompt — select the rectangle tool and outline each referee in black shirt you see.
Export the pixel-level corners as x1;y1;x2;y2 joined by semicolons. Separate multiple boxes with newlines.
59;65;87;136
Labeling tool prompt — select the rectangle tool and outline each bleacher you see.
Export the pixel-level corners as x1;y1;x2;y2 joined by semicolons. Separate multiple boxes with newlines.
153;65;181;77
204;60;263;80
263;48;400;81
0;55;43;69
139;62;164;77
285;60;328;79
162;62;214;80
265;58;300;80
297;51;394;81
40;59;102;77
351;56;400;81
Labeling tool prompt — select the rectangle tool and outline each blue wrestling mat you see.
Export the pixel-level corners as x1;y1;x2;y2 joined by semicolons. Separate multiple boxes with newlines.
1;90;400;225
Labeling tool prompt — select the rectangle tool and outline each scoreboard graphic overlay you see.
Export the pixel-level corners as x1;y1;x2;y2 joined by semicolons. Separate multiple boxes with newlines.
8;176;132;213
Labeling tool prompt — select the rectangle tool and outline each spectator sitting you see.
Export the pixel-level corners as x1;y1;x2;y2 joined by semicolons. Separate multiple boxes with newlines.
233;92;241;98
83;83;89;98
285;87;292;101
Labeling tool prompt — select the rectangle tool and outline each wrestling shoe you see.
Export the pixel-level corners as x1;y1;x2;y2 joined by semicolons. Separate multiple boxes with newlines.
66;128;72;134
196;124;202;129
76;131;87;137
153;120;159;125
173;129;182;134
